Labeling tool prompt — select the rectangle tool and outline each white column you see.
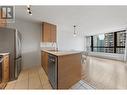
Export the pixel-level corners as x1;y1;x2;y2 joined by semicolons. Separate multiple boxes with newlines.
124;29;127;63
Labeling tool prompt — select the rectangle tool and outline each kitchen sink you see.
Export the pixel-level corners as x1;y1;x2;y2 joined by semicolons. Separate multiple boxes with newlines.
0;56;3;63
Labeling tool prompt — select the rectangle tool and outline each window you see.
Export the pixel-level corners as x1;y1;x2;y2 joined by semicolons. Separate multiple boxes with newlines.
90;30;126;54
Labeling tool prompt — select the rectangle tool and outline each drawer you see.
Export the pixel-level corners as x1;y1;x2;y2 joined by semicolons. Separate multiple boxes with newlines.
1;54;9;82
4;58;9;63
4;56;9;59
2;71;9;81
3;68;8;72
3;60;9;70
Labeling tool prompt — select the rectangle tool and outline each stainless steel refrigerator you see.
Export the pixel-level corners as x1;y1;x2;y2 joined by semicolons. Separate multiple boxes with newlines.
0;27;22;80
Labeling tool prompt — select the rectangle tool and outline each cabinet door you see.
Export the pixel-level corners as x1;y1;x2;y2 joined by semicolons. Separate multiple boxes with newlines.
42;22;51;42
2;55;9;82
41;52;45;69
41;52;48;75
50;24;56;42
0;19;6;27
0;11;7;27
44;52;48;74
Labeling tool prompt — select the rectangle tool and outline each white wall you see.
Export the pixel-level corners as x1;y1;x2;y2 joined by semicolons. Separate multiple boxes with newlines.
7;18;41;69
57;25;84;51
7;18;84;69
40;24;85;51
14;6;127;53
57;28;84;51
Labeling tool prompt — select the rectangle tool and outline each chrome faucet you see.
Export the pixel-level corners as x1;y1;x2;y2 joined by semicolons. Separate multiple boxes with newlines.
52;42;58;51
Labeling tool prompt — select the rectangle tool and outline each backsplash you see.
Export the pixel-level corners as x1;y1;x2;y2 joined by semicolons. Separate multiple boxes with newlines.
40;42;58;50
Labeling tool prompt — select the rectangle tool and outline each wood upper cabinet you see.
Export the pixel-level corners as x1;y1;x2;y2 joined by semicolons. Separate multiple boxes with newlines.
42;22;56;42
42;22;51;42
50;24;56;42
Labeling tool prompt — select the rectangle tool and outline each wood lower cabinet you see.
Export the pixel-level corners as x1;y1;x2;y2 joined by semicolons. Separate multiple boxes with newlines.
2;54;9;82
57;54;81;89
0;19;7;27
42;22;56;42
41;51;48;75
41;50;81;89
0;10;7;27
0;54;9;89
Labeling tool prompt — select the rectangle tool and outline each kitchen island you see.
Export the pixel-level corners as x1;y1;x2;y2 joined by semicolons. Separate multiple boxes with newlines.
41;49;81;89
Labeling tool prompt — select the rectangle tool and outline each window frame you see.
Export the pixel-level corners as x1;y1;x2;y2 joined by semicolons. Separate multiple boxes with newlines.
90;30;126;53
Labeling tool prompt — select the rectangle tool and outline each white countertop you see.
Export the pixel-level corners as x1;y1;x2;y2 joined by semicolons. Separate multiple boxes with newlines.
0;52;9;56
42;49;82;56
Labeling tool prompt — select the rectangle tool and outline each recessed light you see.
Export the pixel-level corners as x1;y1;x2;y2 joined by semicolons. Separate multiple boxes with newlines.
26;5;32;16
29;11;32;15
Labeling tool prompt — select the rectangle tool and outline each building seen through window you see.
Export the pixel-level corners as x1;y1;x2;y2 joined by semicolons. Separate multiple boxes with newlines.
90;30;126;54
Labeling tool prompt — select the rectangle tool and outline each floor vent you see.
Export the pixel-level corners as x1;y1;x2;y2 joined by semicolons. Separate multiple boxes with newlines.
71;80;95;89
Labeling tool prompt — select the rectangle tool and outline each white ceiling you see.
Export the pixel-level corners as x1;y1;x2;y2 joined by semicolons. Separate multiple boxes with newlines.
15;6;127;35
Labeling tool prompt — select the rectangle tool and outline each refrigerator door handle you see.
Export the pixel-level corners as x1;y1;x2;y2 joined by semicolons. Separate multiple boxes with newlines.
15;56;22;79
15;30;22;58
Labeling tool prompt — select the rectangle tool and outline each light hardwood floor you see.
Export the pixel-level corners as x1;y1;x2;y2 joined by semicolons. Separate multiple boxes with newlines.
6;55;127;89
5;65;94;90
5;65;90;89
82;56;127;89
5;66;52;89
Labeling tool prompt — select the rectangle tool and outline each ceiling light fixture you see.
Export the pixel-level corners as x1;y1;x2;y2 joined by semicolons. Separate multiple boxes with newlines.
27;5;32;16
29;11;32;15
73;25;76;37
26;5;30;8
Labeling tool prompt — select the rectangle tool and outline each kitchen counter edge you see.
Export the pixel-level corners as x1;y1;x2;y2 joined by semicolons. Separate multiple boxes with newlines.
41;49;82;56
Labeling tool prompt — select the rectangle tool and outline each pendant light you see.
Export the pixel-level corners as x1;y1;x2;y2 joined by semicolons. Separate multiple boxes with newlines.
73;25;76;37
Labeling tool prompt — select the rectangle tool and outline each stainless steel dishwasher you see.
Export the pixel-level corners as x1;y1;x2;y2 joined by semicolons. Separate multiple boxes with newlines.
48;54;57;89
